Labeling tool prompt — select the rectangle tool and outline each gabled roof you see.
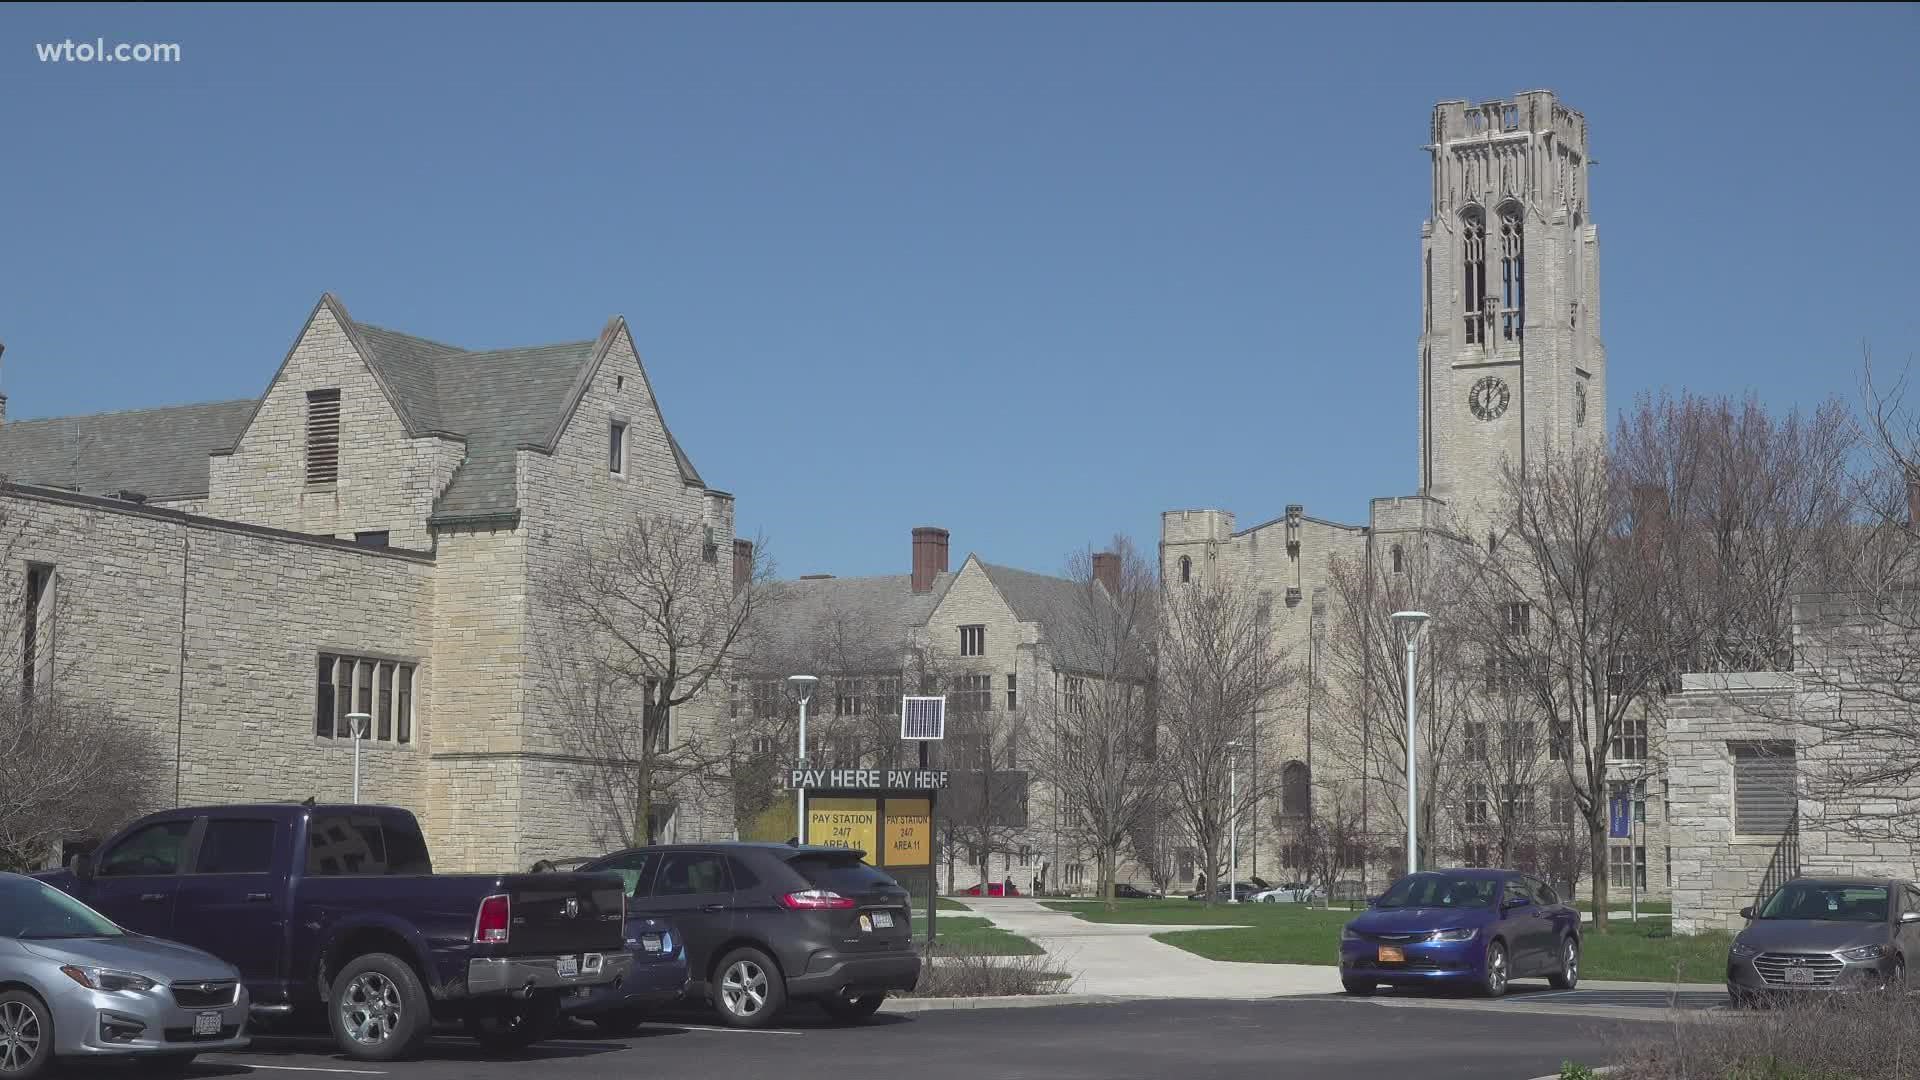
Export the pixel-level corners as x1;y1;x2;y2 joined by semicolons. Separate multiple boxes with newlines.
977;560;1109;673
753;572;956;669
0;294;708;524
0;399;255;500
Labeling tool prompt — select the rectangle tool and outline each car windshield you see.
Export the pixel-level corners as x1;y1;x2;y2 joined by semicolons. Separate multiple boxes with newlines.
1374;873;1498;910
0;877;126;939
1757;882;1889;923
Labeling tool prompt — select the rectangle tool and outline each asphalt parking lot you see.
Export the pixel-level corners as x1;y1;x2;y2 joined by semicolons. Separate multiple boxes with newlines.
156;998;1675;1080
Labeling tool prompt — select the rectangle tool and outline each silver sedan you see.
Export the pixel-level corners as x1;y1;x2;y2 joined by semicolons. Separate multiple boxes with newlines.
0;872;250;1077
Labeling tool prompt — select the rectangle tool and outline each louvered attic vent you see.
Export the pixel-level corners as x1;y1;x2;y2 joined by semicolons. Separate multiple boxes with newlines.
306;388;341;485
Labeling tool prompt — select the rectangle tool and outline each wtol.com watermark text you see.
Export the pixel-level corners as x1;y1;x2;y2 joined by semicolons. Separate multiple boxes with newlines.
36;38;183;64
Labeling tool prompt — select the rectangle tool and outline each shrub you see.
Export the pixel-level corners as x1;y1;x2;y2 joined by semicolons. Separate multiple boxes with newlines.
905;944;1073;998
1614;993;1919;1080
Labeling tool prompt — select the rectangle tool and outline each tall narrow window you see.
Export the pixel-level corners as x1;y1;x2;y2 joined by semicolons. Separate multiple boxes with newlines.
1391;545;1404;573
1462;209;1487;345
959;625;986;657
1006;674;1018;712
609;421;628;475
396;666;413;744
306;389;341;485
1499;205;1525;342
377;664;394;741
316;656;337;738
20;564;51;701
1179;556;1192;584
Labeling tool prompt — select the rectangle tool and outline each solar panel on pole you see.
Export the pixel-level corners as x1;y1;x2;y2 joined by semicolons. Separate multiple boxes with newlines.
901;696;946;741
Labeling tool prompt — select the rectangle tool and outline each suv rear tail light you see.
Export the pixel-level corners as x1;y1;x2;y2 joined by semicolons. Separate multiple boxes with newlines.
780;889;856;910
474;894;511;943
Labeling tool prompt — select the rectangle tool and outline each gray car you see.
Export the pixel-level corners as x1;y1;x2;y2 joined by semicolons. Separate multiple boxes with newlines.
0;872;250;1077
1725;876;1920;1005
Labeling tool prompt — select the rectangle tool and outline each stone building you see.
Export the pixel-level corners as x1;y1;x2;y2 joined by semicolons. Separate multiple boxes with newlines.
1159;91;1668;898
737;527;1134;894
0;293;739;870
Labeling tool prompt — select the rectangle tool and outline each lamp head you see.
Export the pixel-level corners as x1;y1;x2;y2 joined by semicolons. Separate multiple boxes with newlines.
345;711;372;738
786;674;819;704
1389;610;1432;640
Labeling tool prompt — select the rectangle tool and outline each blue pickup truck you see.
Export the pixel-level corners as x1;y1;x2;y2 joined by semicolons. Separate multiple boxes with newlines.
37;803;634;1061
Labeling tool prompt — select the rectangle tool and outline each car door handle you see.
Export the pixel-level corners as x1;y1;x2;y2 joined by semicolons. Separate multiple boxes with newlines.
701;904;726;913
245;893;273;903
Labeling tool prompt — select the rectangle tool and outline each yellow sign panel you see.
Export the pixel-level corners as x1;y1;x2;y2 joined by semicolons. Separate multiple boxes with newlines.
883;798;930;867
808;798;878;855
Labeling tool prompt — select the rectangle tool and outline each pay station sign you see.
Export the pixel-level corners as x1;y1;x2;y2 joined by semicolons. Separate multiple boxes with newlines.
808;798;878;855
786;768;949;791
883;798;931;867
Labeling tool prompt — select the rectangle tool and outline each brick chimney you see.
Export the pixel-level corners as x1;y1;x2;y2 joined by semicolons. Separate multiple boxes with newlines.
1092;551;1120;594
911;527;950;593
733;539;753;593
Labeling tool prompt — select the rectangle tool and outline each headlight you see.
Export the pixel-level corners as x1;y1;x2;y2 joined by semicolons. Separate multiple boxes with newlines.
1729;941;1758;958
61;966;157;992
1839;945;1887;962
1428;928;1477;943
1340;927;1360;941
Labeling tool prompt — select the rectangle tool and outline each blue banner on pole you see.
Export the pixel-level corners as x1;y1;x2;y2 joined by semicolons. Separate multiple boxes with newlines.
1608;796;1632;839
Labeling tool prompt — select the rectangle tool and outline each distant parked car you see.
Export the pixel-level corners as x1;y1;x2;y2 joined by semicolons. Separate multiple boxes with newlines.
1254;882;1325;904
1187;881;1266;902
962;882;1021;897
1726;877;1920;1006
1339;869;1580;998
572;843;920;1029
1112;883;1163;900
0;872;252;1078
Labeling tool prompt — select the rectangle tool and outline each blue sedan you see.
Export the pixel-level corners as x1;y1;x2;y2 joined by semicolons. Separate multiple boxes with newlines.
1338;869;1581;997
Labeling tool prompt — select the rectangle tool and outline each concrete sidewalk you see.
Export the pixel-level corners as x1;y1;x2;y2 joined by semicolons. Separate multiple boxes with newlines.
956;896;1342;998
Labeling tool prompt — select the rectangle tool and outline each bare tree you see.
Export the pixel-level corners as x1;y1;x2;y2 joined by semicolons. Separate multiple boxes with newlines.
1127;808;1185;896
535;515;773;847
0;487;158;870
1155;572;1296;906
1023;539;1159;909
1281;787;1370;908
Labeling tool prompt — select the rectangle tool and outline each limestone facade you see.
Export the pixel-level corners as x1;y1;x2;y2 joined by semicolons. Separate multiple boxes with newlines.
0;293;736;870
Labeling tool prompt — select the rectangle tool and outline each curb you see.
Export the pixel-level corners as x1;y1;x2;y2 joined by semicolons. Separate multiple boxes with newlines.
883;993;1141;1012
1522;1068;1621;1080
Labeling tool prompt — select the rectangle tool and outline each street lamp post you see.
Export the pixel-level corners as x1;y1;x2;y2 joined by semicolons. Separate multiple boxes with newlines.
787;675;819;842
1227;739;1242;903
346;712;372;802
1389;611;1431;876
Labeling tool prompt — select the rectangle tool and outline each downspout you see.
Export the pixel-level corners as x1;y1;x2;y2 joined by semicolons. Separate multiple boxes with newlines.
174;525;190;806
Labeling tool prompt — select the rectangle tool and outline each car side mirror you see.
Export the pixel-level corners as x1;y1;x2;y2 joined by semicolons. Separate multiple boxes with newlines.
1900;911;1920;924
69;853;95;882
1738;906;1756;920
1503;896;1530;910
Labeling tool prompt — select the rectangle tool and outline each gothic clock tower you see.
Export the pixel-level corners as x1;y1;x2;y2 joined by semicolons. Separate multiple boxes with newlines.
1417;91;1607;523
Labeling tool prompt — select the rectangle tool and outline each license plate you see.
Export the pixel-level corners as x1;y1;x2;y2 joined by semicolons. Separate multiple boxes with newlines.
1378;946;1405;964
557;956;579;978
193;1011;222;1037
640;934;664;953
872;911;894;929
1785;966;1815;984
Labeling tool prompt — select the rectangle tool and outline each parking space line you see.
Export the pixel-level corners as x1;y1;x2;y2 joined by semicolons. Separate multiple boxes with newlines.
218;1064;388;1075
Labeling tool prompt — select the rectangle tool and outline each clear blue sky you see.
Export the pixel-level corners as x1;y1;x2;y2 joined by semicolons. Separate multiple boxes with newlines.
2;4;1914;579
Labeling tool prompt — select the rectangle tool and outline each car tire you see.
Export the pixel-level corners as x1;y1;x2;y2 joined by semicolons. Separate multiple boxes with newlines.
712;947;787;1029
819;992;887;1024
327;952;432;1062
1548;937;1580;990
588;1007;648;1036
0;989;54;1079
135;1054;199;1076
1341;979;1375;996
465;996;562;1054
1479;940;1510;998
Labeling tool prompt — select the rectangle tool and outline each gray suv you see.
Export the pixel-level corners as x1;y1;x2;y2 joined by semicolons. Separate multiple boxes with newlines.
1726;877;1920;1005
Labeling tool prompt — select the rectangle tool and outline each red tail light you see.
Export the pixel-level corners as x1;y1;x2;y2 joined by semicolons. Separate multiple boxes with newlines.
474;894;511;943
780;889;856;910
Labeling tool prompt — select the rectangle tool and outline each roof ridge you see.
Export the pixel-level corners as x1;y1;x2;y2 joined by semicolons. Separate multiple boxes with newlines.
351;321;469;355
448;338;599;360
0;398;257;426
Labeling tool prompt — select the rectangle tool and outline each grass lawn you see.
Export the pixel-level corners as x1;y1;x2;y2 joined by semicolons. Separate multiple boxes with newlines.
1044;899;1725;983
911;914;1044;956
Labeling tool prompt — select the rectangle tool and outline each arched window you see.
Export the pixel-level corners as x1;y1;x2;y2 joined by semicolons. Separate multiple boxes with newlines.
1281;760;1311;818
1391;545;1404;574
1461;207;1487;345
1179;556;1192;584
1499;203;1524;342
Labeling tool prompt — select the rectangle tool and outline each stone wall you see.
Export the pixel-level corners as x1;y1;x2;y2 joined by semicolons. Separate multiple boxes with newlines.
206;302;464;551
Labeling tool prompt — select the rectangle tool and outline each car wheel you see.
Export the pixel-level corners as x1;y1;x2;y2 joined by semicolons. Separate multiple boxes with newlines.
135;1054;199;1076
0;990;53;1079
1341;979;1375;996
1479;940;1510;998
712;947;786;1029
465;996;562;1054
589;1007;648;1037
819;992;886;1024
327;952;432;1062
1548;937;1580;990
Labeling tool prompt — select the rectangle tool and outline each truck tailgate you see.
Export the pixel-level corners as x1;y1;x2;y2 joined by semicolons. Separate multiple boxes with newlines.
500;874;626;955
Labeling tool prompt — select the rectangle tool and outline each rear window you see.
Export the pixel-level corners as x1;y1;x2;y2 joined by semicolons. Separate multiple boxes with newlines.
787;854;899;895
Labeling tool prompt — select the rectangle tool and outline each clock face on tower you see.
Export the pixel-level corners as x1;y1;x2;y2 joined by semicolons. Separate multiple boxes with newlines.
1468;375;1511;421
1574;381;1588;426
